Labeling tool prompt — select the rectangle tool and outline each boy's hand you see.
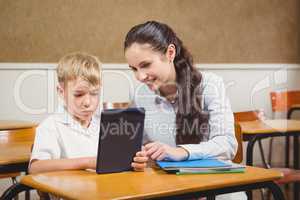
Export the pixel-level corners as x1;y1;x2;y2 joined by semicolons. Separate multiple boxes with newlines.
131;147;148;171
83;157;97;169
144;142;189;161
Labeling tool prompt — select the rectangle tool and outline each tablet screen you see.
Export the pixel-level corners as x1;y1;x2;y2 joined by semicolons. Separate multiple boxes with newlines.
96;107;145;173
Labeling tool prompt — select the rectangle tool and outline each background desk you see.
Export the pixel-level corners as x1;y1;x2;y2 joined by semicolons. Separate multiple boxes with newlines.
239;119;300;166
240;119;300;200
288;104;300;118
7;167;284;200
0;120;36;174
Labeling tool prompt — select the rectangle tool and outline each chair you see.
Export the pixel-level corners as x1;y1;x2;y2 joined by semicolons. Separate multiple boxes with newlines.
232;123;243;164
233;110;268;166
234;110;300;200
270;90;300;114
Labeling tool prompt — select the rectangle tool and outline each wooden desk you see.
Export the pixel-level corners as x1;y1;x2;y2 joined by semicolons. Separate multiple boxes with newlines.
239;119;300;200
0;121;36;174
0;121;36;200
239;119;300;165
2;167;285;200
0;121;37;131
288;104;300;118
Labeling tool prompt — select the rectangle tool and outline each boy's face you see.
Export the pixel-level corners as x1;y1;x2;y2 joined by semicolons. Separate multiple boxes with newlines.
58;78;100;125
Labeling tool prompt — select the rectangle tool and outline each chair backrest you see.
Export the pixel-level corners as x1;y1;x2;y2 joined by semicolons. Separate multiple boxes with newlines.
270;90;300;112
103;102;131;109
232;123;243;163
234;110;261;122
232;110;262;163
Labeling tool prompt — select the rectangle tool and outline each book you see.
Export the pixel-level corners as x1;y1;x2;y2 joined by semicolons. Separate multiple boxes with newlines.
156;159;245;175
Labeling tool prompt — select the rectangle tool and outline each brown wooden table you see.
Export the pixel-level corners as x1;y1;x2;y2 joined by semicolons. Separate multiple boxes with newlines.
0;121;36;200
239;119;300;200
0;120;36;174
239;119;300;165
288;104;300;118
2;166;285;200
0;121;37;131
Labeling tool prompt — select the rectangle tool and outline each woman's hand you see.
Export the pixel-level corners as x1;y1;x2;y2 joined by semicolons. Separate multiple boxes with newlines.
144;142;189;161
131;146;148;171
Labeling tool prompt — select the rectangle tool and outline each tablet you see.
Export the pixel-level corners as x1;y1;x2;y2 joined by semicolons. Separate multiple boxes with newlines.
96;107;145;174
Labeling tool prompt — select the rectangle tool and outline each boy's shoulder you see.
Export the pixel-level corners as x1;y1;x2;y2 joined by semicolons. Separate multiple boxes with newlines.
38;111;100;131
37;113;66;131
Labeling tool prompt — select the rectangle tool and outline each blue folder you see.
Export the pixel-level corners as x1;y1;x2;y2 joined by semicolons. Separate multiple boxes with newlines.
157;159;231;169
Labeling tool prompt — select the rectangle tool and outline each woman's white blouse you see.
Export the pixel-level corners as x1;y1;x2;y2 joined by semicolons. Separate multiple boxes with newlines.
133;72;237;161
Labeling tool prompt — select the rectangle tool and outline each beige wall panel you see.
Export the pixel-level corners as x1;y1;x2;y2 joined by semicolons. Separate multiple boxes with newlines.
0;0;299;63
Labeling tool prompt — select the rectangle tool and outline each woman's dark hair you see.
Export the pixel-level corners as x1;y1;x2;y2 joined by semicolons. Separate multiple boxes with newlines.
124;21;208;145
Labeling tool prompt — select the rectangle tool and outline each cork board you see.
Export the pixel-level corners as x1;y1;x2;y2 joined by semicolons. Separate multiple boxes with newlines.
0;0;299;63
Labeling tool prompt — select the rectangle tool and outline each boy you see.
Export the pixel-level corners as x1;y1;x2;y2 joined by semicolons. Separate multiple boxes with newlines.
29;52;147;174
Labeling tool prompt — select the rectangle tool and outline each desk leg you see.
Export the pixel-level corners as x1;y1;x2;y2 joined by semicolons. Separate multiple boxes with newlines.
246;137;258;200
293;135;299;200
24;171;30;200
266;182;285;200
246;136;258;166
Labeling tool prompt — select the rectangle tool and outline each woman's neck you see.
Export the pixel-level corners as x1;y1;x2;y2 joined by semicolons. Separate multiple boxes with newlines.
159;84;177;102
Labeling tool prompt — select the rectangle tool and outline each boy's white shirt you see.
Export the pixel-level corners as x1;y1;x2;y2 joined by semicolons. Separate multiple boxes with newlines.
30;104;101;162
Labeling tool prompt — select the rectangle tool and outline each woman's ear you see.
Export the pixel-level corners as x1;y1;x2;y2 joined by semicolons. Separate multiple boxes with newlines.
166;44;176;62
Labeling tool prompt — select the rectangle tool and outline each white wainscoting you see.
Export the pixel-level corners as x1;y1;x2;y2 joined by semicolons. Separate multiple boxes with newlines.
1;63;299;121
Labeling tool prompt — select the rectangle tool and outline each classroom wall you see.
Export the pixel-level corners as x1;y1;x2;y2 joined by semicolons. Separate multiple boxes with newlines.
0;0;299;63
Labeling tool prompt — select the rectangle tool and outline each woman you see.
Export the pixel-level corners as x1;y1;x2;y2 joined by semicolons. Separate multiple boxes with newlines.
125;21;246;200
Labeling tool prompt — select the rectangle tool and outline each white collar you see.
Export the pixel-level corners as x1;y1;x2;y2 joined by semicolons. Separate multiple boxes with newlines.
154;90;179;105
54;103;100;132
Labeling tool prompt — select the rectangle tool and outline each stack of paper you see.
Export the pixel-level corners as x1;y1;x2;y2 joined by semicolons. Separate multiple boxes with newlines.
156;159;245;175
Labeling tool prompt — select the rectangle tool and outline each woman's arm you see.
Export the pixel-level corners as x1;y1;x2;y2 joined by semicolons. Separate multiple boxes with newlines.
28;157;96;174
178;73;237;160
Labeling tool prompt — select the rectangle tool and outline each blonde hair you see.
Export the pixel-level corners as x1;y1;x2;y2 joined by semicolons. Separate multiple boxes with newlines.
57;52;101;86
